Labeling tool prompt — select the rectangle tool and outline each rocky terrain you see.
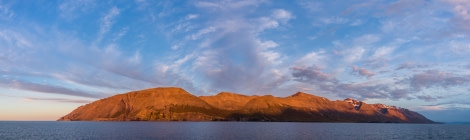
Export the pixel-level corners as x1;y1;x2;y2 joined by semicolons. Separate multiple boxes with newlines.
58;87;434;123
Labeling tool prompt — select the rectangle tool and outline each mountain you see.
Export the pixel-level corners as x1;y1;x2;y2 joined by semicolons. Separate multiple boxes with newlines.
58;87;434;123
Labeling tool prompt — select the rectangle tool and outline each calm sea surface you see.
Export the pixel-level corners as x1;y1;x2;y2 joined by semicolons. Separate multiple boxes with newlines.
0;122;469;140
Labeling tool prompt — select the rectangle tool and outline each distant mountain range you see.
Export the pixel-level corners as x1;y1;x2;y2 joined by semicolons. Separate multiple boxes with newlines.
58;87;434;123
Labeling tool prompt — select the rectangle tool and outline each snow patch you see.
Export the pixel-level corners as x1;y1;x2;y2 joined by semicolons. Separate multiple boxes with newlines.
344;98;362;110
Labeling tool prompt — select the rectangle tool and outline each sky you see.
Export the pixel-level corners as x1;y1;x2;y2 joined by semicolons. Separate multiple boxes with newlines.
0;0;469;122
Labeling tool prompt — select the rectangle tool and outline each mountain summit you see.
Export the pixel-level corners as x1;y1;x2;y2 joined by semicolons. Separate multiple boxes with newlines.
58;87;434;123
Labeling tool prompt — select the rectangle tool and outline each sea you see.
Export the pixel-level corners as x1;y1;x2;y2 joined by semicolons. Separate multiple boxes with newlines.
0;122;469;140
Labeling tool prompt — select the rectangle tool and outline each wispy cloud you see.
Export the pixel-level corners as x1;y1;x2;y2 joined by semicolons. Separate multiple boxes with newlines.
97;6;120;43
58;0;95;19
352;66;375;79
190;26;216;40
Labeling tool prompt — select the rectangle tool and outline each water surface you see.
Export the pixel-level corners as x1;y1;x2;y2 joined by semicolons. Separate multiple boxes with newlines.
0;122;469;140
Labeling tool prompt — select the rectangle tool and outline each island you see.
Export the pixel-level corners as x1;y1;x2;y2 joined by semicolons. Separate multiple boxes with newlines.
58;87;434;123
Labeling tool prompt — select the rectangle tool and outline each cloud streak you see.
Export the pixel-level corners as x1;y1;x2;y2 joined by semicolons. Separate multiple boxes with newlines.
0;78;101;98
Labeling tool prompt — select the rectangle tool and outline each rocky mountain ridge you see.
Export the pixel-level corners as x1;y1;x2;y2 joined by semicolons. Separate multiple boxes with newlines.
58;87;434;123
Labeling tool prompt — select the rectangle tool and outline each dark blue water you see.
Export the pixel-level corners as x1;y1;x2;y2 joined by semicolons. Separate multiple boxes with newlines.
0;122;469;140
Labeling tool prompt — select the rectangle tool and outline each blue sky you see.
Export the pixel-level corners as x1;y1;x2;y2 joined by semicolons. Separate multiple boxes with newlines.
1;0;470;122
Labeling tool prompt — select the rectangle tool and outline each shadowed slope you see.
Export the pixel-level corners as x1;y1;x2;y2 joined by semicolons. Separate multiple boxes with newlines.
199;92;257;110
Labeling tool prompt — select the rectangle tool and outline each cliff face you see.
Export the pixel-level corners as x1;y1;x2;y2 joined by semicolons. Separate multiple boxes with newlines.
58;87;434;123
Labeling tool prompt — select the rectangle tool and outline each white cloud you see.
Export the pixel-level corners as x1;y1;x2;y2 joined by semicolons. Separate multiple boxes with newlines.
258;40;278;50
185;14;199;20
371;46;395;60
191;26;216;40
171;45;180;50
334;34;381;64
193;50;222;75
344;47;365;64
257;40;282;65
450;40;470;54
272;9;294;23
261;51;281;65
295;50;327;67
256;17;279;31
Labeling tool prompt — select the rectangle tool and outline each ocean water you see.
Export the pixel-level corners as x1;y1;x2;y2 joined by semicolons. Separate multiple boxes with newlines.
0;122;469;140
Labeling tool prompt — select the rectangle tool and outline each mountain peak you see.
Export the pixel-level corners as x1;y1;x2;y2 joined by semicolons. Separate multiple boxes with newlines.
290;92;311;97
137;87;191;96
146;87;186;92
215;92;247;97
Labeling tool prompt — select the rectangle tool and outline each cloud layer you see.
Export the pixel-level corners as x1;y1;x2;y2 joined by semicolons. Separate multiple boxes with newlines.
0;0;469;120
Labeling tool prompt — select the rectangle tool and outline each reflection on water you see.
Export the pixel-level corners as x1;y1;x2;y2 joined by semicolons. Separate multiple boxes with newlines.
0;122;469;139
